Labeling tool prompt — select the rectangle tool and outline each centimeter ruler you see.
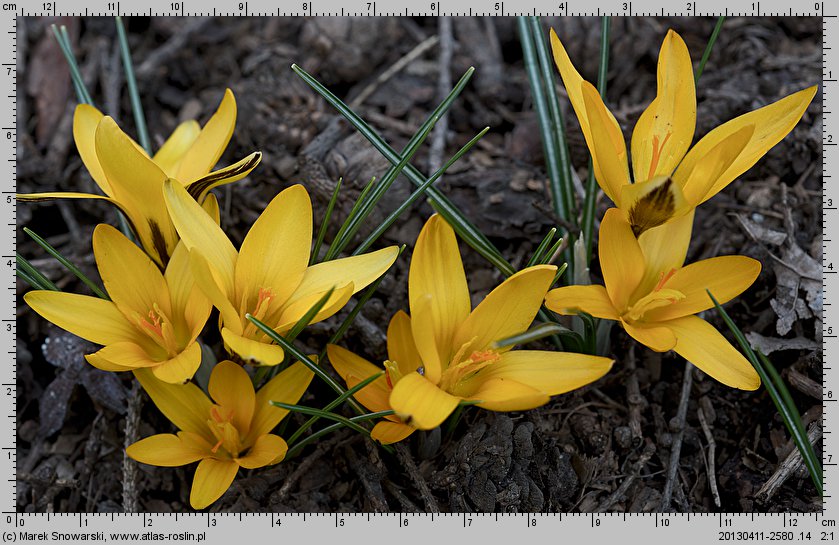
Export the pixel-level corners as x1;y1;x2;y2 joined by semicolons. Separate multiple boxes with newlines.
1;0;835;543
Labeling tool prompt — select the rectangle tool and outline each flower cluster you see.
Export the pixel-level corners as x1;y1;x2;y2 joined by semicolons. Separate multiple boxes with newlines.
19;27;814;510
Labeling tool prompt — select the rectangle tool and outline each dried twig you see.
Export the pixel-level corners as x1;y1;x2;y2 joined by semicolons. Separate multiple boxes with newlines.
757;422;823;501
121;382;142;513
395;443;440;513
135;18;213;79
428;17;453;176
660;364;693;512
594;440;656;513
697;407;721;508
626;345;644;446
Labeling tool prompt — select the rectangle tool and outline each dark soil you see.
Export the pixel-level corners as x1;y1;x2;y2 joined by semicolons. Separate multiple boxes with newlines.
16;15;823;513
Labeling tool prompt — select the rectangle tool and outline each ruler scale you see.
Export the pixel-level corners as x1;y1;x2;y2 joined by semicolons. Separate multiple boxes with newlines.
3;1;834;543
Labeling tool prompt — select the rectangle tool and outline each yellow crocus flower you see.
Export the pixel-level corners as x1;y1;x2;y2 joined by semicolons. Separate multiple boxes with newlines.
545;208;761;390
19;89;261;267
23;224;211;383
328;215;613;442
551;28;816;236
127;360;313;510
162;179;399;367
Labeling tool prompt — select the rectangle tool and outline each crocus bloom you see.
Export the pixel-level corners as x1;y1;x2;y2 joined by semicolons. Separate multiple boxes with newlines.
328;215;613;442
545;208;761;390
19;89;261;267
23;224;211;383
127;360;313;509
163;180;399;367
551;28;816;236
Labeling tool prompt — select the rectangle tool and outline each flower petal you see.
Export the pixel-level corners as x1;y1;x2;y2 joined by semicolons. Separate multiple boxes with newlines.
134;367;214;436
389;372;460;430
208;360;255;436
184;152;262;202
93;224;172;319
164;179;238;299
236;185;311;312
630;30;695;181
164;242;212;342
23;290;137;346
619;176;690;237
452;265;556;353
177;89;237;183
85;342;159;371
188;251;241;334
544;284;619;320
237;434;287;469
676;86;817;205
645;256;761;322
675;125;754;206
151;342;203;384
126;433;209;467
409;215;471;365
327;344;391;414
581;80;630;203
409;295;443;384
633;209;695;298
666;315;761;390
201;192;221;225
189;458;239;510
152;120;201;178
466;378;550;412
221;328;284;367
249;361;314;442
273;282;354;333
465;350;613;397
73;104;110;194
622;321;677;352
371;421;415;445
386;311;423;377
599;208;644;312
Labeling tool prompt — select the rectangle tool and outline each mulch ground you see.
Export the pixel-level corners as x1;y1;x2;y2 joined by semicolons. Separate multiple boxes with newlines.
16;15;823;513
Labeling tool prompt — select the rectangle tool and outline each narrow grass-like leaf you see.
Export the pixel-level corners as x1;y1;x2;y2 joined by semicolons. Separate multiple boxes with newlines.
492;322;582;350
291;64;515;276
696;16;725;84
311;178;343;265
52;25;93;105
552;262;568;285
581;16;611;262
17;254;59;292
270;402;372;437
353;128;489;255
540;236;565;265
708;290;823;495
287;371;384;446
325;177;377;261
285;286;335;344
246;314;364;415
527;228;556;267
285;410;395;459
24;227;108;299
115;17;151;154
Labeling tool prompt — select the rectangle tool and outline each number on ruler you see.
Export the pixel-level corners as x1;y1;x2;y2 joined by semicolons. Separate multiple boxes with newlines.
303;2;308;10
494;2;500;9
238;2;245;9
430;2;436;10
42;2;53;11
171;2;181;10
622;2;628;10
107;2;116;10
686;2;692;10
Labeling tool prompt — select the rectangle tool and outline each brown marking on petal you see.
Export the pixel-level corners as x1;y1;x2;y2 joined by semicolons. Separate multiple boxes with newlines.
186;152;262;200
147;219;170;268
628;178;676;237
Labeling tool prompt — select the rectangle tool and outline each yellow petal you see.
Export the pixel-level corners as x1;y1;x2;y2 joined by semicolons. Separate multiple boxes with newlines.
468;350;612;397
23;290;137;346
467;378;549;412
386;311;423;377
237;434;287;469
208;360;256;436
371;421;415;445
599;208;644;311
201;192;221;225
619;176;690;237
164;242;212;342
221;328;284;367
92;224;172;319
666;315;761;390
283;247;398;308
164;179;238;298
274;282;354;333
676;86;817;205
452;265;556;353
126;433;209;467
544;284;619;320
409;295;443;384
73;104;110;194
631;30;695;181
389;372;460;430
236;185;311;311
674;125;754;206
95;117;177;266
152;120;201;178
134;367;214;436
327;344;391;414
645;256;761;322
16;193;140;237
151;342;203;384
85;342;160;371
185;152;262;202
409;215;471;364
633;209;695;298
177;88;237;182
189;458;239;510
249;362;314;441
581;80;630;202
622;321;677;352
188;251;241;334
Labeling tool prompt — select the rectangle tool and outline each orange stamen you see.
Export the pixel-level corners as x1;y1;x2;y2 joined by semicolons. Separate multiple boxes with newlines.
140;309;163;337
384;367;393;389
647;132;673;180
654;268;677;292
210;439;223;454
